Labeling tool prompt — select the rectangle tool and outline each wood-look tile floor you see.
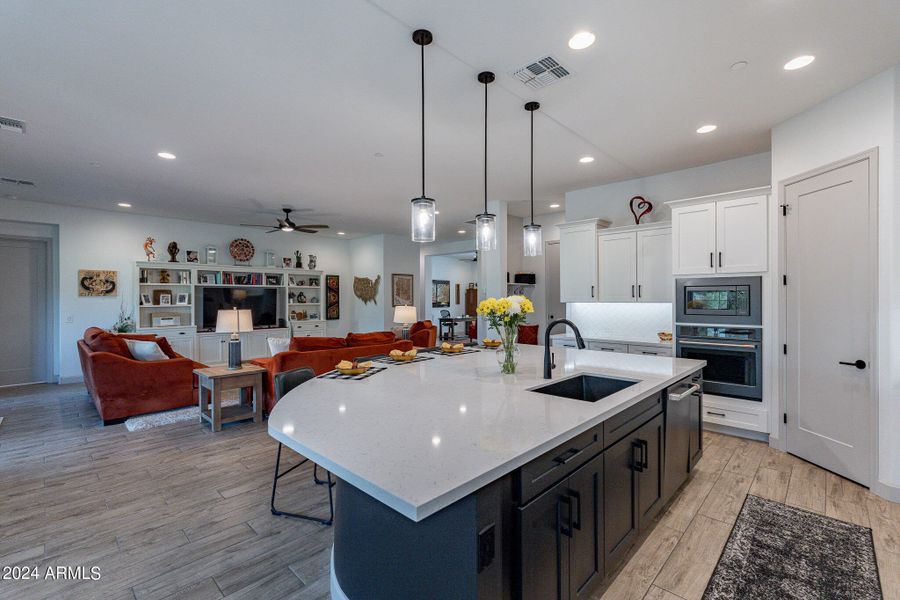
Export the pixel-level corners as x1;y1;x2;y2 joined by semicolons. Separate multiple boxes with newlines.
0;384;897;600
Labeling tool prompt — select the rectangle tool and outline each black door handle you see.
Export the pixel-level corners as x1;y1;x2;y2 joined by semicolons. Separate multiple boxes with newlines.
557;495;573;538
568;489;582;531
839;360;867;370
631;440;644;472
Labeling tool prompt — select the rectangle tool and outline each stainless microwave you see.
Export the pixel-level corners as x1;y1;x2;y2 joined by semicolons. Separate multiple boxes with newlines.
675;277;762;326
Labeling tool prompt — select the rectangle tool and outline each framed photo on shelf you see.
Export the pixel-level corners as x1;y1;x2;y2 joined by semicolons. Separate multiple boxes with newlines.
158;294;172;306
186;250;199;263
140;293;152;306
282;258;293;268
391;273;413;306
152;289;172;305
175;293;189;305
309;277;320;287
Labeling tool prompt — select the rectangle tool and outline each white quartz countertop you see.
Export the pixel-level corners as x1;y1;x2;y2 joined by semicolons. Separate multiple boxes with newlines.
268;346;704;522
550;333;673;348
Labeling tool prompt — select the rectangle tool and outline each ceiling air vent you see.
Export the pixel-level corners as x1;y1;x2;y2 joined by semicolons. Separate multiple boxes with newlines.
0;177;35;186
512;56;571;89
0;117;26;134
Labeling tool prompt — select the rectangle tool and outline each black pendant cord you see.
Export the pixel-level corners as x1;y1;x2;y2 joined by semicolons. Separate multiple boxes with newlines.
421;42;425;199
483;79;488;214
529;108;534;226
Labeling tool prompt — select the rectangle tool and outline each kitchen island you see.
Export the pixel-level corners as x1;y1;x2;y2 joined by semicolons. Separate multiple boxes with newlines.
268;345;705;600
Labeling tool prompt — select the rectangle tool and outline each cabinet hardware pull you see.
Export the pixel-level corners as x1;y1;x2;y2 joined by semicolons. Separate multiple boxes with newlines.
631;285;635;298
557;495;574;538
707;411;726;417
631;440;645;472
553;447;581;465
568;489;582;531
718;252;722;268
591;285;594;298
710;252;714;268
669;383;701;401
638;284;642;298
678;340;757;349
640;439;649;469
641;351;657;355
601;347;615;352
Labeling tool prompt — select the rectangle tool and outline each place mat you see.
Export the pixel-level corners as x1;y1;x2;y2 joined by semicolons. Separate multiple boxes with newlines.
318;366;388;381
370;355;435;365
426;348;481;356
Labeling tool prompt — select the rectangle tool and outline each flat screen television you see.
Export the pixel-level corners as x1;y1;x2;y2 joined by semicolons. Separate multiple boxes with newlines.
199;287;281;330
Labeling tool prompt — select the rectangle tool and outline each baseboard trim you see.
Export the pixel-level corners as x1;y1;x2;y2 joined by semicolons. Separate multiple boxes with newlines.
705;422;769;442
871;479;900;503
58;375;84;385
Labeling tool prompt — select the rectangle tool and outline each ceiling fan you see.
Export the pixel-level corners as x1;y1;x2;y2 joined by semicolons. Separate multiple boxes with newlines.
241;208;330;234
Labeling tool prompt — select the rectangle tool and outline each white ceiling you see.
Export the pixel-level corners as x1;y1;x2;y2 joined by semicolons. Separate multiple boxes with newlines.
1;0;899;239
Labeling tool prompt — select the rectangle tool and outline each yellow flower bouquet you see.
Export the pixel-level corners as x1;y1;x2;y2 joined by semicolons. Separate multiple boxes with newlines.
477;295;534;374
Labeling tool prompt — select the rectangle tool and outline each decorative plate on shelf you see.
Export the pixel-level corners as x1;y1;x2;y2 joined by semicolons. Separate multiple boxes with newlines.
229;238;255;263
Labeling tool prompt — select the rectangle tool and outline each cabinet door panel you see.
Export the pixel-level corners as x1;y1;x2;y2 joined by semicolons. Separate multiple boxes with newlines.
636;414;665;529
167;335;194;360
240;332;270;359
197;335;226;364
636;228;673;302
569;453;604;600
716;195;768;273
671;204;716;275
598;232;637;302
603;434;638;573
560;226;599;303
518;479;570;600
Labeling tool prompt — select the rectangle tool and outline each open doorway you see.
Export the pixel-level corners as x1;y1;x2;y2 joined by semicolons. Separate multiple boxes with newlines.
423;251;479;341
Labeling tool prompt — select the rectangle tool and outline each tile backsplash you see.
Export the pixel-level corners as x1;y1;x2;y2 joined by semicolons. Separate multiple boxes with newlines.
567;303;673;342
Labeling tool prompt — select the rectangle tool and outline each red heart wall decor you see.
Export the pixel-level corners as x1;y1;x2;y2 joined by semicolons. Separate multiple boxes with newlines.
629;196;653;225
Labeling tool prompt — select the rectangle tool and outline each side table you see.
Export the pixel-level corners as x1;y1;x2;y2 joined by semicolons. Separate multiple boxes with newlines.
194;364;265;432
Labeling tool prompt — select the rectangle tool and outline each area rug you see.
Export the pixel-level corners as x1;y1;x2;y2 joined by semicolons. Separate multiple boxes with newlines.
125;399;240;432
703;494;882;599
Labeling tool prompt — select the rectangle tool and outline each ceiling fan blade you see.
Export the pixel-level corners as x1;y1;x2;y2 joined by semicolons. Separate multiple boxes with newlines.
265;229;281;234
293;224;329;229
294;228;320;234
240;224;275;229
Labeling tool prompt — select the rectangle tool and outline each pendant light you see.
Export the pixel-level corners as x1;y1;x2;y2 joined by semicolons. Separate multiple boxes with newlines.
475;71;496;251
411;29;436;243
523;101;542;256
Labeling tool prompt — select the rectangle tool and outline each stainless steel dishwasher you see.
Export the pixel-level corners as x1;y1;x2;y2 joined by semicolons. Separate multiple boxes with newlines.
663;372;703;500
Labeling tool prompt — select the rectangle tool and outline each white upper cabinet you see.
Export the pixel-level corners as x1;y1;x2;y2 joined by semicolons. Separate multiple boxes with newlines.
598;232;637;302
596;224;672;303
559;219;603;303
668;188;769;276
671;203;716;275
636;228;673;302
716;196;768;273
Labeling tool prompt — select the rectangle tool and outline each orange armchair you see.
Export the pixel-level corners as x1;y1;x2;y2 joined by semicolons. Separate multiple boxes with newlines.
409;320;437;347
78;327;205;424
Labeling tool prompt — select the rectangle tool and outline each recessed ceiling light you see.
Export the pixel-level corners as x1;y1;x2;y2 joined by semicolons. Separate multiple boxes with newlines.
568;31;595;50
730;60;748;71
434;210;440;215
157;151;176;160
457;229;466;234
784;55;815;71
549;203;560;208
579;156;595;164
696;124;718;134
117;202;132;208
337;231;346;235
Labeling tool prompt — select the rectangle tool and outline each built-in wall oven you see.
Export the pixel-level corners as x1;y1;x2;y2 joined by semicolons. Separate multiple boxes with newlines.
675;276;762;401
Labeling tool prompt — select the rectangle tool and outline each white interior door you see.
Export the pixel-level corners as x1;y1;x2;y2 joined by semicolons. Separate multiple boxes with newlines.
784;157;873;486
544;241;564;324
598;232;637;302
0;237;49;386
636;228;672;303
671;203;716;275
716;195;768;273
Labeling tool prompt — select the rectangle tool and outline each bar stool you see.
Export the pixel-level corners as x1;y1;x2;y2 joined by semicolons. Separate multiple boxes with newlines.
270;367;334;525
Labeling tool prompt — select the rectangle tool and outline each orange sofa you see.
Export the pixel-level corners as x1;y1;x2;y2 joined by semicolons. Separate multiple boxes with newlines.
78;327;206;425
250;332;413;413
409;320;437;348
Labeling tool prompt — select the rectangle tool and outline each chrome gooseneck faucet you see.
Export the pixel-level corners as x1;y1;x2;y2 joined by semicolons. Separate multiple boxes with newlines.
544;319;585;379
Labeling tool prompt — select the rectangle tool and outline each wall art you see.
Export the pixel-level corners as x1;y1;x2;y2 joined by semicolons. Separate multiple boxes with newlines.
353;275;381;305
78;270;118;297
391;273;414;307
629;195;653;225
325;274;340;320
432;279;450;308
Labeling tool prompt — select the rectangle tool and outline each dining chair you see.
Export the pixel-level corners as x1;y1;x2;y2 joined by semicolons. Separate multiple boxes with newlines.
439;309;452;339
270;367;334;525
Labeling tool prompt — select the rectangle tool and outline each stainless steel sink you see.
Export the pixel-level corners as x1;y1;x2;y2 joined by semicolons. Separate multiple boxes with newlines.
529;374;637;403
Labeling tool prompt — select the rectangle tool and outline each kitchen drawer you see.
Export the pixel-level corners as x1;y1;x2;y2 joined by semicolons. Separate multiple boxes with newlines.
587;341;628;353
702;400;768;433
627;344;673;357
295;331;325;338
552;337;578;348
515;425;603;504
603;392;662;448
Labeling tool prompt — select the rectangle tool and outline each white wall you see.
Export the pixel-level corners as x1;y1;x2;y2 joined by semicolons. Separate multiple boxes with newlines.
426;256;476;322
349;235;386;333
0;198;355;383
568;303;673;342
566;152;771;226
382;234;421;326
771;66;899;498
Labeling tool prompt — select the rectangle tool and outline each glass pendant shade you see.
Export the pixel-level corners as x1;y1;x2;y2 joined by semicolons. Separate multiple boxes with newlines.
411;197;436;243
475;213;497;251
523;223;542;257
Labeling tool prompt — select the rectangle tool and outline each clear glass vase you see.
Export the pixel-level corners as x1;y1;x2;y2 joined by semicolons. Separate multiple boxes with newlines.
496;326;520;374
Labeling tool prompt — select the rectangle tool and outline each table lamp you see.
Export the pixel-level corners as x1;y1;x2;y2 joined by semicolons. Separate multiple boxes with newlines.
393;305;417;339
216;308;254;369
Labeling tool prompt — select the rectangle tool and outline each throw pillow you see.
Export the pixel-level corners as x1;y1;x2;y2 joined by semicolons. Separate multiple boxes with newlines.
85;329;133;358
267;337;291;356
124;339;169;361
